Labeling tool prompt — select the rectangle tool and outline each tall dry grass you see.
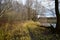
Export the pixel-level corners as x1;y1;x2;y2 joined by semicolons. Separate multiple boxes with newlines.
0;20;59;40
0;20;41;40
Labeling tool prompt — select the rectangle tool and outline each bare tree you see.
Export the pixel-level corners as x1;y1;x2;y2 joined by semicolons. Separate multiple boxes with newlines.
0;0;12;17
25;0;37;20
55;0;60;33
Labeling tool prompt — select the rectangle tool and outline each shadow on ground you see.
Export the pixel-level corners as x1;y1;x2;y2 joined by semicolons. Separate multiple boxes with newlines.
28;26;60;40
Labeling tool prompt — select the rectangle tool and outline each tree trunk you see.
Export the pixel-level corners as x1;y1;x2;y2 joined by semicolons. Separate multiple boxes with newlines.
55;0;60;33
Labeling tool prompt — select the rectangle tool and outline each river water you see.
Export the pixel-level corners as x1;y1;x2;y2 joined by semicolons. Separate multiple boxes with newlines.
40;23;56;28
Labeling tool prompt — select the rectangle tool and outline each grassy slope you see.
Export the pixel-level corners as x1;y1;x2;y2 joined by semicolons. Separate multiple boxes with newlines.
0;20;60;40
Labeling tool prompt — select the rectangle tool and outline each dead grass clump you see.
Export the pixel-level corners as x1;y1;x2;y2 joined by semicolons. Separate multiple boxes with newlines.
0;22;31;40
0;20;47;40
23;20;40;29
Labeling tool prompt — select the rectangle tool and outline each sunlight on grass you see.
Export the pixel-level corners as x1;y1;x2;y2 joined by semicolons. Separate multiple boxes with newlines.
0;20;41;40
0;20;59;40
23;20;40;29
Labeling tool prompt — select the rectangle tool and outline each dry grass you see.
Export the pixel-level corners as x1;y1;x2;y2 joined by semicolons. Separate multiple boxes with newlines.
0;20;59;40
0;20;41;40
